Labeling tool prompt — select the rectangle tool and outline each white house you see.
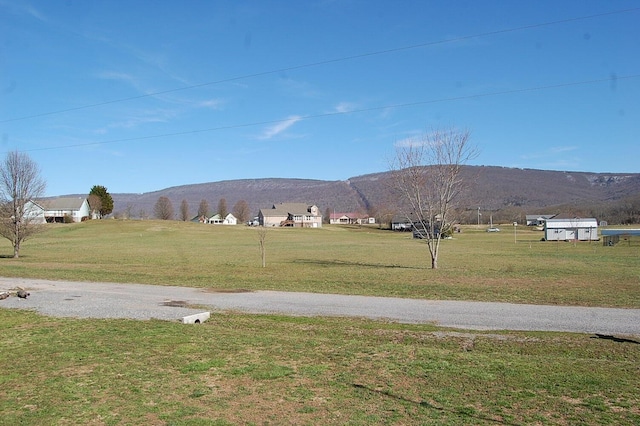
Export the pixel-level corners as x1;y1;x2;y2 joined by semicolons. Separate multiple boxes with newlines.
543;218;598;241
207;213;237;225
42;197;91;223
222;213;237;225
329;212;375;225
207;214;223;224
525;214;556;226
23;200;47;224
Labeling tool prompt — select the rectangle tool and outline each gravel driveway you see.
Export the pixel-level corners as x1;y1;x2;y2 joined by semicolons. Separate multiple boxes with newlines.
2;277;639;336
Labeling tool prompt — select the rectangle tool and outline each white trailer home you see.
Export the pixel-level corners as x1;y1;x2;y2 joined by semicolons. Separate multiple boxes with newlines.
543;218;598;241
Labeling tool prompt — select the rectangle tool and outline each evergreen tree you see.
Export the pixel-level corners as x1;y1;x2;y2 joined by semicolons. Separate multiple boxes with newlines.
89;185;114;217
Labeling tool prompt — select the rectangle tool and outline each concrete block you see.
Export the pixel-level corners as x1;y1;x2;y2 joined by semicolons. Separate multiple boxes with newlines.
182;311;210;324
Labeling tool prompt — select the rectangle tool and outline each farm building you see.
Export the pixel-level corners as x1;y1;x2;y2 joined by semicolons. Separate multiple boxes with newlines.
543;218;598;241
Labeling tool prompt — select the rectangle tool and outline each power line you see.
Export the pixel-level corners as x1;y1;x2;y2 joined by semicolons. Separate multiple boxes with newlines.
1;7;637;124
16;74;639;154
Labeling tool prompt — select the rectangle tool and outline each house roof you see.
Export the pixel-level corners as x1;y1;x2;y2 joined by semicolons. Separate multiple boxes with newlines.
41;197;87;210
525;214;556;220
26;200;45;210
261;203;317;217
545;218;598;228
330;212;368;220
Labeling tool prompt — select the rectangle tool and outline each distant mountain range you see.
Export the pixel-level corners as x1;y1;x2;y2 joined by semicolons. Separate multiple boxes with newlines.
96;166;640;224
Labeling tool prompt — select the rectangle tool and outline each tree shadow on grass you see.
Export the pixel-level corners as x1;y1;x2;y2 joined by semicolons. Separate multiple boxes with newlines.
352;383;519;425
591;334;640;344
293;259;424;269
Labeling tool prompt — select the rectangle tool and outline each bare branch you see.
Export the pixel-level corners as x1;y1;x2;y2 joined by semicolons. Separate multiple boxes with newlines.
0;151;47;258
390;127;478;269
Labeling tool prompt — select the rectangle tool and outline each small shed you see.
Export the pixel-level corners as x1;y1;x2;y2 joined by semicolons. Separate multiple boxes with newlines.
543;218;598;241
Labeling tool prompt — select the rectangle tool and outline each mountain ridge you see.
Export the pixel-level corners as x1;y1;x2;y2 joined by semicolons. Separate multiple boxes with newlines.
64;166;640;224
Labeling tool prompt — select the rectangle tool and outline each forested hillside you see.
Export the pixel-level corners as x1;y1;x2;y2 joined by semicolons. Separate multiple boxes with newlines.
104;166;640;224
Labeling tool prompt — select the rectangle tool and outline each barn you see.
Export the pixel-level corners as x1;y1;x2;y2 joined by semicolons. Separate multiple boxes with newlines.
543;218;598;241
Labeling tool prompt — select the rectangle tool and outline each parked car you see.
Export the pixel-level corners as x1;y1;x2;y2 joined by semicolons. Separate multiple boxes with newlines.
486;227;501;232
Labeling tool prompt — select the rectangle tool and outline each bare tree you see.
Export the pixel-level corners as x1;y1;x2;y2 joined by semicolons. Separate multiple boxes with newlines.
180;199;190;221
0;151;46;258
217;198;228;219
197;199;209;218
123;204;134;220
257;227;268;268
390;128;477;269
154;196;174;220
87;194;102;219
233;199;250;223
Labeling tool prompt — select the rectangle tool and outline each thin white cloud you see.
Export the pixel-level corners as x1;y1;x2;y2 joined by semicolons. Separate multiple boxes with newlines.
0;1;48;22
393;133;423;148
97;71;136;83
23;4;47;22
93;108;176;134
520;146;578;161
260;116;302;140
333;102;356;113
197;98;224;110
112;115;169;129
96;71;148;94
549;146;578;154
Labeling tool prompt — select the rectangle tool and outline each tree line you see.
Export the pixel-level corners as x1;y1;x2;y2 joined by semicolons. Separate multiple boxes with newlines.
154;196;251;223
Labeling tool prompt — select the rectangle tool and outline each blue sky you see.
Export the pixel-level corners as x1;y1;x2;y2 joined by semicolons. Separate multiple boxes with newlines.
1;1;638;197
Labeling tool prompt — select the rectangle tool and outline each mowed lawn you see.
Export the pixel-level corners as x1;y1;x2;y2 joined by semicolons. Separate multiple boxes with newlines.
1;220;639;425
1;219;639;307
1;309;639;425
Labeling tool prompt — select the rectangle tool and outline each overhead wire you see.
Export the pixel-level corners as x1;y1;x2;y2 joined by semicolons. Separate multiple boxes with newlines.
16;74;639;153
1;7;638;124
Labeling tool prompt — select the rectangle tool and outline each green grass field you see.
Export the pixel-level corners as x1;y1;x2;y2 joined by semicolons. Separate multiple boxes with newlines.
2;220;639;307
1;220;639;425
1;309;639;425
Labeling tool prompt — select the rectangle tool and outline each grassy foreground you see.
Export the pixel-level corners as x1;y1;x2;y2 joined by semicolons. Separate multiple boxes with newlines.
1;309;639;425
1;219;639;307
